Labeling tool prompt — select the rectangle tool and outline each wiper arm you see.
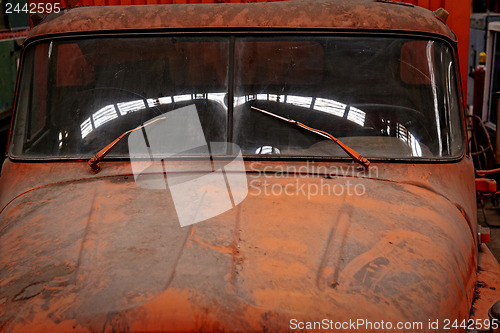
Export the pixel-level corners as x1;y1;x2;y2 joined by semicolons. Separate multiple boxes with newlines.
88;116;166;173
88;107;370;172
251;106;370;170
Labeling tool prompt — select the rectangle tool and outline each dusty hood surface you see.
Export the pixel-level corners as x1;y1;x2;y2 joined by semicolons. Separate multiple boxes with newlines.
0;172;475;332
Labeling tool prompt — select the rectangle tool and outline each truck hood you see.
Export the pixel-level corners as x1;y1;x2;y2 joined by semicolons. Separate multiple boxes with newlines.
0;173;475;332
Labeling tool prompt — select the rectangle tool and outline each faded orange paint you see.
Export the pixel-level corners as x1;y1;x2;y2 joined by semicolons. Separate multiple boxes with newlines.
0;157;483;332
26;1;456;41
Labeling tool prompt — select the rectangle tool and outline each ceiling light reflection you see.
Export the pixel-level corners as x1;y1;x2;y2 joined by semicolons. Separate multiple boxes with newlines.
93;105;118;128
80;93;228;139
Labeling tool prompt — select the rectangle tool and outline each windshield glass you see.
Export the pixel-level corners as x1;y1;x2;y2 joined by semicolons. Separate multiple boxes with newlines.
11;35;464;160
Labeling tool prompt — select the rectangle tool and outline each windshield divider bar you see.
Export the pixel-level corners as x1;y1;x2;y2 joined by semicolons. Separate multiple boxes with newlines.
227;36;235;155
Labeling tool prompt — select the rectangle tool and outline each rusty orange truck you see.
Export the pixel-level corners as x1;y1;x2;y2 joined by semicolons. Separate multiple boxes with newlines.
0;0;499;332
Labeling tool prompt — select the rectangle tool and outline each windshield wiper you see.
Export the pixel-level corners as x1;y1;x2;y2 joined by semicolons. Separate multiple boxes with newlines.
251;106;370;170
88;107;370;172
88;116;166;173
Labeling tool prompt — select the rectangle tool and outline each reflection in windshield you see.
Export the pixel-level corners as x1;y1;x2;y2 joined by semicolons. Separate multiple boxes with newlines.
80;92;422;157
235;93;423;157
235;94;366;127
397;123;422;157
427;41;442;155
80;93;227;139
93;105;118;128
117;100;146;116
82;93;365;139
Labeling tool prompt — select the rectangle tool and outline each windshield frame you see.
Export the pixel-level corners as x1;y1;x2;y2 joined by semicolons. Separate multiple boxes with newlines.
8;30;467;164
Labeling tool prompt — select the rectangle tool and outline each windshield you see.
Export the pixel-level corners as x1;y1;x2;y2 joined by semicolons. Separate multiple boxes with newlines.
10;35;464;160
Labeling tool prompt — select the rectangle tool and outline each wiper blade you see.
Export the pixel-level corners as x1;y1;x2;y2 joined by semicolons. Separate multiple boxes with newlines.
251;106;370;169
88;107;370;172
88;116;166;173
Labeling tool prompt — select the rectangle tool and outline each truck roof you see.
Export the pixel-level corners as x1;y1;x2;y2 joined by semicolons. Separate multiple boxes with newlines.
27;0;456;42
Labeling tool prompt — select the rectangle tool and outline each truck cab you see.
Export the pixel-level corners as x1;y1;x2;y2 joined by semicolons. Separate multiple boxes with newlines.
0;0;499;331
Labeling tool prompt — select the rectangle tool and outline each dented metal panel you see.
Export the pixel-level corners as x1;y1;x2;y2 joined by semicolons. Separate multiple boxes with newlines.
0;159;479;332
